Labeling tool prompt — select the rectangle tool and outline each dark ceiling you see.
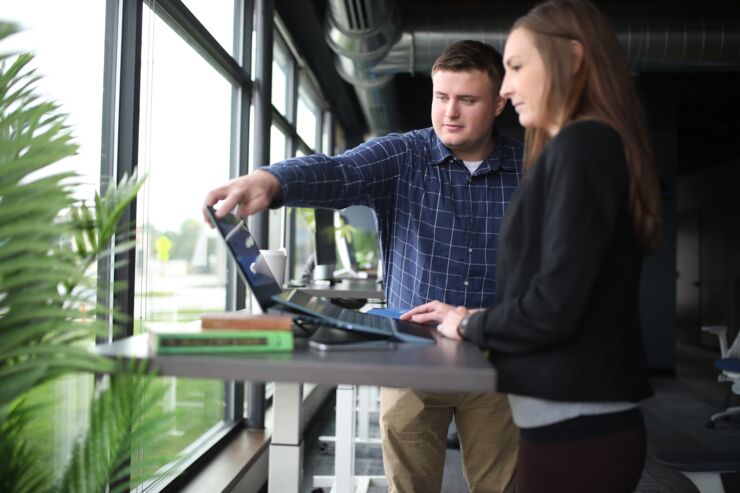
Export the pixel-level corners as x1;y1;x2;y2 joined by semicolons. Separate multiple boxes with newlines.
277;0;740;176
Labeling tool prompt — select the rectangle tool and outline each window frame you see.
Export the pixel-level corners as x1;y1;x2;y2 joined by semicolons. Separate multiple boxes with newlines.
97;0;337;490
100;0;252;489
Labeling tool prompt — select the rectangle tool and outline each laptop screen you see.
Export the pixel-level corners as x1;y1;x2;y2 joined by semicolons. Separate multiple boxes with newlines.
204;206;282;309
205;206;434;345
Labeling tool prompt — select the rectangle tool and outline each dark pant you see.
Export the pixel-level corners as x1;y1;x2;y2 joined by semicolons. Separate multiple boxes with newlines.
516;408;646;493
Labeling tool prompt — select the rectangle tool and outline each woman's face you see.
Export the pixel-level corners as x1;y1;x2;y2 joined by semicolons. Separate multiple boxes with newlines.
500;28;556;134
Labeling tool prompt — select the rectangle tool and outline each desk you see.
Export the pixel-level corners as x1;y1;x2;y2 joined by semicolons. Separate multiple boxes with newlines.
298;279;384;300
94;332;496;492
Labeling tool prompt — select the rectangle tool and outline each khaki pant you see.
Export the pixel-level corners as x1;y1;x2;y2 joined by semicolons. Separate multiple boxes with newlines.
380;388;518;493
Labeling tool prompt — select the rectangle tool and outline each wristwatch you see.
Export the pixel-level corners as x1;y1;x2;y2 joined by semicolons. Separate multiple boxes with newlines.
457;314;473;340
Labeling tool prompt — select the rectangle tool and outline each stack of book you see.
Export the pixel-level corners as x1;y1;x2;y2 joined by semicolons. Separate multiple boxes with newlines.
148;313;295;354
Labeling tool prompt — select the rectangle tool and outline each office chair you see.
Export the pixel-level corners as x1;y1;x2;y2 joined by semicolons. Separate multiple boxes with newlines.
702;325;740;428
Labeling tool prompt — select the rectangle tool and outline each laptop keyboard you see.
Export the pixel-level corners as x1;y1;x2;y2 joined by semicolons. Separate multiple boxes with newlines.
273;289;434;343
316;300;394;335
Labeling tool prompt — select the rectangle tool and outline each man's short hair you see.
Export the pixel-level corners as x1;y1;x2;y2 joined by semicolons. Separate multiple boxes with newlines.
431;40;505;93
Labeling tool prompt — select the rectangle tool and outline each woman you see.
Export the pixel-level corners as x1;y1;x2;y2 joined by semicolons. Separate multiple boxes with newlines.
401;1;661;491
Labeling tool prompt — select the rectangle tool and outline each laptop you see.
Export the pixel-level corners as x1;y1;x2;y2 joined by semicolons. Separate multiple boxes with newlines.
204;205;435;345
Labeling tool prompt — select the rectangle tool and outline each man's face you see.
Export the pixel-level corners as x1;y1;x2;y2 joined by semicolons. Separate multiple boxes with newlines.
431;69;505;161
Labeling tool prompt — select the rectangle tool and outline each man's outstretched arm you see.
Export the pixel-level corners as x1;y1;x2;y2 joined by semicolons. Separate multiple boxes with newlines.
203;169;282;221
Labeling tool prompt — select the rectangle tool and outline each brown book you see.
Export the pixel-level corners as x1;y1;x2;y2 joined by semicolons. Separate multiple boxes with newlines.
201;312;293;331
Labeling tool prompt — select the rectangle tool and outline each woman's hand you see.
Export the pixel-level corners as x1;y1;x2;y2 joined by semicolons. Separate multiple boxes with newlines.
436;306;469;340
401;300;458;325
401;301;471;340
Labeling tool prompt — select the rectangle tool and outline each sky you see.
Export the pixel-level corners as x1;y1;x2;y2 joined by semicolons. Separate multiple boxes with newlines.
3;1;327;237
3;1;106;201
3;1;235;231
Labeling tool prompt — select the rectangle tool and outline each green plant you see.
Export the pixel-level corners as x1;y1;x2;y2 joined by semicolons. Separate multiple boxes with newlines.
0;21;171;492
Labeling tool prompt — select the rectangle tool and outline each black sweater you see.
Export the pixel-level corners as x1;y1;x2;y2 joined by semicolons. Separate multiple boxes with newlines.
464;120;654;402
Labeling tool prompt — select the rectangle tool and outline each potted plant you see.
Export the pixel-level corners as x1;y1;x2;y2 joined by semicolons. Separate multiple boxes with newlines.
0;21;171;492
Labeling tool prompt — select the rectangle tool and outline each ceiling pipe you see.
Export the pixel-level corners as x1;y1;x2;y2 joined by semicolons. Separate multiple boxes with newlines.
381;3;740;74
325;0;402;136
327;2;740;136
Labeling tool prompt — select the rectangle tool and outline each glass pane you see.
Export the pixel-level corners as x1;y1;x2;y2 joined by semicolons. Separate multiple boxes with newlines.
249;103;255;170
180;0;236;57
292;212;314;283
271;36;290;117
297;85;319;149
290;150;314;281
4;1;104;202
135;4;230;481
322;111;332;154
4;0;105;481
270;124;287;164
251;29;257;78
268;125;287;249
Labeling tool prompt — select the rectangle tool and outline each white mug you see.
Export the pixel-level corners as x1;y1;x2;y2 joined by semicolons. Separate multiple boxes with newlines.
250;248;287;314
258;248;287;287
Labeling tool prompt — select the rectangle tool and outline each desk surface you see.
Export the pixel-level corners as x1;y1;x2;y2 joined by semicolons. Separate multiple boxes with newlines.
297;279;384;300
94;332;496;392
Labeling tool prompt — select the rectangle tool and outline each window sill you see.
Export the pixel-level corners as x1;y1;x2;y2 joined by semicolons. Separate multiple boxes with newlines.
168;383;333;493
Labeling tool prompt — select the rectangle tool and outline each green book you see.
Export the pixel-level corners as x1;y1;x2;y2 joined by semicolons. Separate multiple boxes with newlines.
149;329;294;354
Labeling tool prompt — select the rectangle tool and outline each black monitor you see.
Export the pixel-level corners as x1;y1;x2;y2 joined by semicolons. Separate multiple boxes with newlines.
314;208;337;266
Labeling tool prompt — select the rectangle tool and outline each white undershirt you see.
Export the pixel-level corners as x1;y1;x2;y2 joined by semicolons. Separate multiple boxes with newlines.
507;394;638;428
463;159;484;174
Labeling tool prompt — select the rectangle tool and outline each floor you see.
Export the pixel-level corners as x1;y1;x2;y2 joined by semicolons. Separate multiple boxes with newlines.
300;341;740;493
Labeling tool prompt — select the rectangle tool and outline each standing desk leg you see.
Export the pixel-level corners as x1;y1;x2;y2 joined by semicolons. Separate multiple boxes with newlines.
357;385;370;441
314;385;386;492
335;384;356;492
370;385;379;412
269;382;303;493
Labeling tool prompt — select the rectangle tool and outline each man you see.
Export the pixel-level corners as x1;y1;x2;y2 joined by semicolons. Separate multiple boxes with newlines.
205;40;521;493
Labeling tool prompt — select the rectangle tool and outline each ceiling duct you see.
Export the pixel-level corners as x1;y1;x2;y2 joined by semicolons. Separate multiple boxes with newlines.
325;0;402;136
327;2;740;137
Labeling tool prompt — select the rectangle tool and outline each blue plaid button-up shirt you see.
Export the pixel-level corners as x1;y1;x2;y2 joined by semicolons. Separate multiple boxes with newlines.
265;127;522;310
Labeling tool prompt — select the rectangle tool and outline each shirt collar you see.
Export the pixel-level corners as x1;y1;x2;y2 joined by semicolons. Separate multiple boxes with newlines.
430;128;517;173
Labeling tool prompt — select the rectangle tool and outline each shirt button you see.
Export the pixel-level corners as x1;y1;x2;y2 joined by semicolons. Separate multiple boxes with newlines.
463;281;469;287
468;248;473;253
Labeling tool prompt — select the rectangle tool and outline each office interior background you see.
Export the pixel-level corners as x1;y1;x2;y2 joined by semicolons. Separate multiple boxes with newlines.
3;0;740;491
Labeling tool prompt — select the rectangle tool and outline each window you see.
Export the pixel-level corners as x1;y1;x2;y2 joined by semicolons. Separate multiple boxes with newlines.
289;76;324;279
181;0;236;56
268;124;287;249
271;35;290;118
297;81;320;149
3;1;346;488
133;4;232;480
290;151;315;281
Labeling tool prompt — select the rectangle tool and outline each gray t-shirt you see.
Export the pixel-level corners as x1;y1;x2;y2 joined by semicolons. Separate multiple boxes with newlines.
508;394;637;428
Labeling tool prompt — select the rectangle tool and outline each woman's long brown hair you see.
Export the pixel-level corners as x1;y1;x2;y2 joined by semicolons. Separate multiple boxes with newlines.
514;0;661;252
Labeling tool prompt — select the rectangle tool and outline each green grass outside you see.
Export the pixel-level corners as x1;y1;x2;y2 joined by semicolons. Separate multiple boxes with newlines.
20;374;224;487
131;377;224;483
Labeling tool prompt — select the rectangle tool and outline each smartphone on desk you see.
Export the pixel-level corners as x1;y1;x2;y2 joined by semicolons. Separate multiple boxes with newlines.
308;326;396;351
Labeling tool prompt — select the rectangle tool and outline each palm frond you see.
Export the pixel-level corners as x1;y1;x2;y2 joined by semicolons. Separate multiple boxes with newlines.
53;362;172;493
0;17;82;407
0;20;171;493
68;169;146;275
0;400;52;493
